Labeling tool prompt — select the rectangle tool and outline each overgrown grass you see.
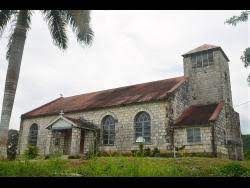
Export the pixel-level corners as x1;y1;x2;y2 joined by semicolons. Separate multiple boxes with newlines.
1;157;250;177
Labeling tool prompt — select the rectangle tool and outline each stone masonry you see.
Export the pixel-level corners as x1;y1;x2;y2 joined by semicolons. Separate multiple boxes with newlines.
18;44;244;160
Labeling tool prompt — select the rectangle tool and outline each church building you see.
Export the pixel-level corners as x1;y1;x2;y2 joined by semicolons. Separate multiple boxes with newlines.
18;44;244;160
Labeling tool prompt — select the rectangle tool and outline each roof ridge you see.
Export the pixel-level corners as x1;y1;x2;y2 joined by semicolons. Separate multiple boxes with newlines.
64;75;185;99
209;100;225;121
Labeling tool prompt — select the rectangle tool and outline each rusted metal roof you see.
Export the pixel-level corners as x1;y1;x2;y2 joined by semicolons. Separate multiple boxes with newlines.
22;76;186;119
64;116;98;130
182;44;229;61
174;101;224;126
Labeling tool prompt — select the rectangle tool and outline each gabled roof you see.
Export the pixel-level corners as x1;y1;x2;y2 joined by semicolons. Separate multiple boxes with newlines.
174;101;224;127
22;76;186;119
46;115;98;130
182;44;229;62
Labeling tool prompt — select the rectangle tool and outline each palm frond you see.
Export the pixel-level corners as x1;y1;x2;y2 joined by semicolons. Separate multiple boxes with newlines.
6;10;32;60
65;10;94;45
0;10;17;34
42;10;68;50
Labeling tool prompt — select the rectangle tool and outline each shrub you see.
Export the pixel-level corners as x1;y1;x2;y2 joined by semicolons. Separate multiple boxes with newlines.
244;150;250;160
131;150;138;157
219;162;248;177
144;147;151;157
152;147;160;157
68;155;81;159
138;143;144;157
23;145;39;160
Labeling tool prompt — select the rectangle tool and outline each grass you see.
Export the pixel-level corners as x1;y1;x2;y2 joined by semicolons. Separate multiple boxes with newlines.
0;157;250;177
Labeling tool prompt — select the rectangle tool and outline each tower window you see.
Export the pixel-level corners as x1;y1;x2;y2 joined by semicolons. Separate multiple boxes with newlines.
191;51;214;68
197;54;202;68
208;51;213;64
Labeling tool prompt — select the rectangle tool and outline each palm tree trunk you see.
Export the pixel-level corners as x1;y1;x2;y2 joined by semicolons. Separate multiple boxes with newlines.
0;25;27;158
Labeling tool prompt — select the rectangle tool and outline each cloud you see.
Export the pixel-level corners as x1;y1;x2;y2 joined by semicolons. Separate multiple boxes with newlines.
0;10;249;134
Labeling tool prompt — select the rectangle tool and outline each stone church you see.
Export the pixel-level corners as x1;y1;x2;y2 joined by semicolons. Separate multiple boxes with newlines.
18;44;244;160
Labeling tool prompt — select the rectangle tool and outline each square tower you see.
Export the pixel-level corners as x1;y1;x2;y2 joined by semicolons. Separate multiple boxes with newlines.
182;44;233;106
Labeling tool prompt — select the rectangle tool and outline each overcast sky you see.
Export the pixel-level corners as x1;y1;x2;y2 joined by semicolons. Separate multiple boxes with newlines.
0;10;249;134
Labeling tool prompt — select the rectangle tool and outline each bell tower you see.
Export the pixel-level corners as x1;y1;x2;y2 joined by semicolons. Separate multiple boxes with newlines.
182;44;233;106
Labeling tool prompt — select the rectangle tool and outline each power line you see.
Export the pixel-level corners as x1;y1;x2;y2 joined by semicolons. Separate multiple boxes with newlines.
235;101;250;108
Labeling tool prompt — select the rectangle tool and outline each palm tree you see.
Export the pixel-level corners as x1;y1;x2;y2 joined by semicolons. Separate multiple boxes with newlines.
0;10;94;158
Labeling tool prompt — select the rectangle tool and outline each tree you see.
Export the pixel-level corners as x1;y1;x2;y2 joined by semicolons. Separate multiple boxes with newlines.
225;11;249;85
7;129;19;160
0;10;94;158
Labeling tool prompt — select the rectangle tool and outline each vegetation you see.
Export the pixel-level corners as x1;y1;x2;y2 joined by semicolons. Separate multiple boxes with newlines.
23;145;39;160
0;10;94;157
242;135;250;151
0;157;250;177
7;129;19;160
242;134;250;160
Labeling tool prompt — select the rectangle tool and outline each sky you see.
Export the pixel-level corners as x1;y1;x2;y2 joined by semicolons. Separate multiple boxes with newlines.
0;10;249;134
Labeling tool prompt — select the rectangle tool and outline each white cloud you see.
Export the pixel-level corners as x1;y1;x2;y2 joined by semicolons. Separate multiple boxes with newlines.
0;10;249;134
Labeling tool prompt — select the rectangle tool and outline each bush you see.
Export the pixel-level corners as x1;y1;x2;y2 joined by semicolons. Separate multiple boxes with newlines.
68;155;81;159
23;145;39;160
244;150;250;160
152;147;160;157
144;148;151;157
131;150;138;157
138;143;144;157
219;162;248;177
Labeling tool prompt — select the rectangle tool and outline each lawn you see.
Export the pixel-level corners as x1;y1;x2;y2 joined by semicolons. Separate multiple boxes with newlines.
0;157;250;177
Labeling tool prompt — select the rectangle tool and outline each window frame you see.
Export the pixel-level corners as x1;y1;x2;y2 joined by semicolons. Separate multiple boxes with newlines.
134;111;151;144
191;51;214;68
101;115;116;146
186;127;202;144
28;124;38;146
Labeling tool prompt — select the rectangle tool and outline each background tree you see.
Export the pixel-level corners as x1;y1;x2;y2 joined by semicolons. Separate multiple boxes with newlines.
7;129;19;160
225;10;249;85
0;10;94;158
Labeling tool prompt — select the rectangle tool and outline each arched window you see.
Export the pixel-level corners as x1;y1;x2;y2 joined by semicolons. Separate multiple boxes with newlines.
28;124;38;146
134;111;151;143
102;115;115;145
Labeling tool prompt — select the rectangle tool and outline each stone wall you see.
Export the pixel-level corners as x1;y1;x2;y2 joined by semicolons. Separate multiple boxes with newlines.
225;104;244;160
183;50;233;106
213;106;229;158
173;126;213;153
19;101;169;155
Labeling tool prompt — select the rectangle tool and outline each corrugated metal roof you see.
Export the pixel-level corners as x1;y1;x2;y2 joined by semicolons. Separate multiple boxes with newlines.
22;76;186;119
174;101;224;126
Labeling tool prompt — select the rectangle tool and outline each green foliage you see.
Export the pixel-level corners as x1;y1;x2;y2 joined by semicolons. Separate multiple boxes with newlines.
152;147;160;157
144;147;151;157
85;142;99;160
242;134;250;151
7;129;19;160
0;159;68;176
219;162;248;177
23;145;39;160
138;143;144;157
244;150;250;160
1;157;250;177
225;11;249;26
68;155;81;159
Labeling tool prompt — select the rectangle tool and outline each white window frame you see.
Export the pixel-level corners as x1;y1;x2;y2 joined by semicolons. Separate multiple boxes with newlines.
186;127;202;144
